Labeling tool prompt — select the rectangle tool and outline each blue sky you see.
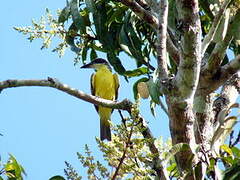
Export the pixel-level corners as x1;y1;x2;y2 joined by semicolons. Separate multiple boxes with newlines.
1;1;169;179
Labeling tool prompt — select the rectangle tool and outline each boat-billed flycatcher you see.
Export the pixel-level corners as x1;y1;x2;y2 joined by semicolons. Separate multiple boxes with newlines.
81;58;119;141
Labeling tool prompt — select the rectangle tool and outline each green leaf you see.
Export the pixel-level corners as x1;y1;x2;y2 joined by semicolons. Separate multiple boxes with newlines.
49;175;66;180
107;53;126;75
164;143;190;164
81;46;88;63
65;23;81;53
222;156;234;166
119;13;145;67
209;158;215;171
93;2;115;51
107;7;127;26
232;147;240;159
220;144;233;157
58;3;71;23
70;0;86;34
85;0;95;13
5;154;25;179
150;100;156;117
132;77;149;100
223;162;240;180
124;67;149;77
119;25;132;56
146;79;160;104
90;49;97;60
80;8;91;27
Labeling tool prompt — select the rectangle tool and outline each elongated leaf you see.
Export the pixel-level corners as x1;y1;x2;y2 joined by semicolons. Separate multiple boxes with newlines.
164;143;190;164
119;25;133;56
119;13;145;67
81;46;88;63
223;162;240;180
90;49;97;60
5;154;26;179
124;67;149;77
107;53;126;75
70;0;86;33
146;79;160;104
65;23;81;53
107;7;127;27
85;0;95;13
150;100;156;117
93;2;112;50
232;147;240;159
58;3;71;23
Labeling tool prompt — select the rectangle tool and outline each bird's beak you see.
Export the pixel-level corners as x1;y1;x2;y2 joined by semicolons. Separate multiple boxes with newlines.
80;63;93;69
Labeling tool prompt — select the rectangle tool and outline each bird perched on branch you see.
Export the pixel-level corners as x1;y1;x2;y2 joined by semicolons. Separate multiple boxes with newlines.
81;58;119;141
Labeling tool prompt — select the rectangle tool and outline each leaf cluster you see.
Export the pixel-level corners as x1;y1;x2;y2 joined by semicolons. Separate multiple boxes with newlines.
0;154;26;180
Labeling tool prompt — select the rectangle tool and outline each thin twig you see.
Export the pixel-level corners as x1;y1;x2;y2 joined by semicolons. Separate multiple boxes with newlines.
111;122;134;179
118;110;126;127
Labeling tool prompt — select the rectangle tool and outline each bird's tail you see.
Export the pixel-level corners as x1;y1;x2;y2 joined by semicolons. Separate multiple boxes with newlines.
100;118;111;141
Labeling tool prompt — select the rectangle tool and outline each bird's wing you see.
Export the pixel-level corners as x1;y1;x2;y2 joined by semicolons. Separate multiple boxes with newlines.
113;73;119;100
91;73;98;112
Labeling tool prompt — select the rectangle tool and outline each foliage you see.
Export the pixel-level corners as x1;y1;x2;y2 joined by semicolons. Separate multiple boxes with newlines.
0;154;26;180
12;0;240;179
63;102;182;179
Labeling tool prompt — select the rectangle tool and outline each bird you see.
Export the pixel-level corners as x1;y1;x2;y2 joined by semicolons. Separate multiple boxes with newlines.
81;58;119;141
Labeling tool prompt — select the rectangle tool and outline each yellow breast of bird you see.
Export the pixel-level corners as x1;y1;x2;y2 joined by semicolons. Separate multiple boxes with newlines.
94;68;116;100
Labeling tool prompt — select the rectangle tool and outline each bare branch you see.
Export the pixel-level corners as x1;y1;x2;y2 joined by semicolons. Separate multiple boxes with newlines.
156;0;169;79
0;78;132;111
201;0;231;55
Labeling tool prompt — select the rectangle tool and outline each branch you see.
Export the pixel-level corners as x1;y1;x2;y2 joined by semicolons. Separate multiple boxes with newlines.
201;0;231;55
203;10;240;77
219;55;240;83
119;0;180;66
0;78;132;111
198;55;240;95
138;115;169;180
119;0;158;29
1;77;168;178
211;72;240;151
175;0;202;100
166;30;180;65
156;0;169;79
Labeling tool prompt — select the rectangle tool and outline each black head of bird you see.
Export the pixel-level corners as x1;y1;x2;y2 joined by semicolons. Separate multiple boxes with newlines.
81;58;111;71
